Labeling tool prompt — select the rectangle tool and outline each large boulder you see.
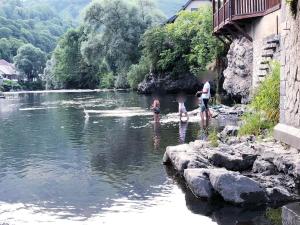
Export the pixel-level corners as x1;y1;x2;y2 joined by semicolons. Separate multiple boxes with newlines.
209;151;257;171
184;169;214;198
137;73;202;94
163;144;210;173
223;37;253;104
208;169;267;205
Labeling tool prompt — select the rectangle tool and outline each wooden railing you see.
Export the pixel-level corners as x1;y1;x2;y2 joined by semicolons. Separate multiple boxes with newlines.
213;0;281;31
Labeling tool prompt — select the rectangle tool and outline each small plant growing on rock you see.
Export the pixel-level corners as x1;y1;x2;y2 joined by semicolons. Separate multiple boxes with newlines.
208;129;219;147
239;61;280;136
286;0;298;17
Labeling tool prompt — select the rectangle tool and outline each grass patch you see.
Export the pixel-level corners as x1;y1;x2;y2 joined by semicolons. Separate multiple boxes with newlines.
239;61;280;136
266;208;282;225
208;129;219;147
239;112;274;136
286;0;298;17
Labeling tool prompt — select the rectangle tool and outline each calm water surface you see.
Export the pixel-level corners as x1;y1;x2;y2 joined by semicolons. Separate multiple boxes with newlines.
0;91;283;225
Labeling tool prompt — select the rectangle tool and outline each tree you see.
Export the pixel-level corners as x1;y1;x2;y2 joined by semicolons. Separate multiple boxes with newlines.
129;6;223;85
80;0;164;88
50;28;100;89
0;38;24;62
14;44;47;81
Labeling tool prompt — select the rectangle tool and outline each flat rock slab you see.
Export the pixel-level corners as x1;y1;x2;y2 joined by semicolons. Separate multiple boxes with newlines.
163;143;210;173
282;203;300;225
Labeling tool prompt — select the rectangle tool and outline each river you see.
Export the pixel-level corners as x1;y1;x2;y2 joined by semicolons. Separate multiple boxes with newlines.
0;91;285;225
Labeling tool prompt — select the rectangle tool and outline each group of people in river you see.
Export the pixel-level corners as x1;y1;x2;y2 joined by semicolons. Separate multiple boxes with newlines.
151;80;212;124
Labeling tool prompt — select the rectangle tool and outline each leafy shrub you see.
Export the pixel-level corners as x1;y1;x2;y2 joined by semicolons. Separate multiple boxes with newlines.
115;73;129;89
239;112;273;136
100;72;115;89
265;208;282;225
208;129;219;147
251;61;280;123
19;80;44;90
2;80;22;91
239;61;280;136
127;58;150;89
286;0;298;17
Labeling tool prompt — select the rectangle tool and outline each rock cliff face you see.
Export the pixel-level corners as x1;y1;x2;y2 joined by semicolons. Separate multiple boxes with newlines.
137;73;201;94
223;37;253;104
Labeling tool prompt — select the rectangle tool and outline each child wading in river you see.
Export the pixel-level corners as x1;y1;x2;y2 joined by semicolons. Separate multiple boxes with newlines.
178;97;189;122
151;97;160;123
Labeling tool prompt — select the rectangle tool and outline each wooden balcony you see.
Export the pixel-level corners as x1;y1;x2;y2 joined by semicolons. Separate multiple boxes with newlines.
213;0;281;34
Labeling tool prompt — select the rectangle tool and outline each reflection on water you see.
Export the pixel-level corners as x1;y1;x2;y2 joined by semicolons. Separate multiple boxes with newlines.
0;91;288;224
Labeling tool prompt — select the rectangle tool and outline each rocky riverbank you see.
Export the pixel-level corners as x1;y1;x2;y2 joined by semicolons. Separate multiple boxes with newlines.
163;126;300;206
137;73;216;95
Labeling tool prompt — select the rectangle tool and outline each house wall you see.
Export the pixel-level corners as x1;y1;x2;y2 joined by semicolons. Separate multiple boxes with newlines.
184;0;211;11
274;0;300;148
248;10;281;90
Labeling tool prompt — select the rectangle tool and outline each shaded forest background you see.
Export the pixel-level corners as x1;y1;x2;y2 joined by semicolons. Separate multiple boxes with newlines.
0;0;221;91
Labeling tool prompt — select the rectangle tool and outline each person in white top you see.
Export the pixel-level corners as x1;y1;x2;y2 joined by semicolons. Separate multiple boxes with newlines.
196;80;212;122
178;96;189;122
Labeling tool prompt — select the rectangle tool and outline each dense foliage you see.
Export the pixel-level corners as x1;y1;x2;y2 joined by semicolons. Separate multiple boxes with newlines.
45;0;165;89
14;44;47;82
127;6;223;89
0;0;72;60
239;61;280;136
286;0;298;17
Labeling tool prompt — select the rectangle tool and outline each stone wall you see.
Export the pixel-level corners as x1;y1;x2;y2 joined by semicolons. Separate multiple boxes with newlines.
223;37;253;104
274;0;300;149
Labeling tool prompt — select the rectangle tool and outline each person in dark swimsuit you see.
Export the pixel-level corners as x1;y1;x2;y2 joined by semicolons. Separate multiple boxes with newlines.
151;97;160;123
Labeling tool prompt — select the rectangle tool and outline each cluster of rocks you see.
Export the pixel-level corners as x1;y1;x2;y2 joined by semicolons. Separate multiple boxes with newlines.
163;126;300;206
137;73;210;95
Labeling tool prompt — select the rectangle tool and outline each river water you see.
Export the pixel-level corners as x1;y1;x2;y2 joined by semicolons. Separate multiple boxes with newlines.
0;91;284;225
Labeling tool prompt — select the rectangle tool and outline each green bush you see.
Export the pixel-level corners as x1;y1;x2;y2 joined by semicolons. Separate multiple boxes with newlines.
251;61;280;123
208;129;219;147
286;0;298;17
127;58;150;89
19;80;44;90
100;72;115;89
239;61;280;136
265;208;282;225
239;112;273;136
3;80;22;91
115;73;129;89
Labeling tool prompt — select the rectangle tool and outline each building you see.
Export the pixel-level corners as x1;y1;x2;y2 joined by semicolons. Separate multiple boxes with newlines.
166;0;212;23
274;0;300;149
0;59;19;81
214;0;300;148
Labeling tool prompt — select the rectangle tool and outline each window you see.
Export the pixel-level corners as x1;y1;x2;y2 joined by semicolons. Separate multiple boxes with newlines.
191;8;198;11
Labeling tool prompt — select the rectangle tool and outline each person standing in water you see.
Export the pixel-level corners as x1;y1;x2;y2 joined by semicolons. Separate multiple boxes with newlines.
196;80;212;123
178;96;189;122
151;97;160;123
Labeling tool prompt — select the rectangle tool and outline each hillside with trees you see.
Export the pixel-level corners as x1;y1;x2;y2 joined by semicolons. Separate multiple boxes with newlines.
43;1;222;91
0;0;72;62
